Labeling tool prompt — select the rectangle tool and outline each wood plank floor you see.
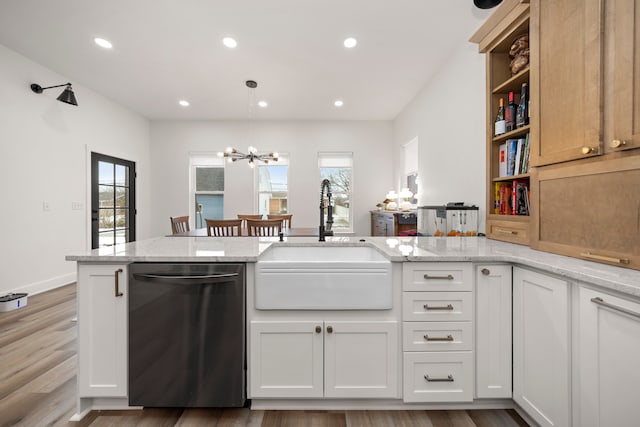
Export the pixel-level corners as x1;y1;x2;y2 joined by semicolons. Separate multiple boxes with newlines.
0;285;530;427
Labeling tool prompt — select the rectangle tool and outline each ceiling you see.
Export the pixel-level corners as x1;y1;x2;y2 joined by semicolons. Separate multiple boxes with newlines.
0;0;491;121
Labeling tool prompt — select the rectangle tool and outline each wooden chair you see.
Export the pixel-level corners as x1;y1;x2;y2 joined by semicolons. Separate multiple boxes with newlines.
267;214;293;229
246;219;282;237
205;219;243;237
237;214;263;229
170;216;190;234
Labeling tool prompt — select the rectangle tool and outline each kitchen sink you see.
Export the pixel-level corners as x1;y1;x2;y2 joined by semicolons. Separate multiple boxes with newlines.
255;245;392;310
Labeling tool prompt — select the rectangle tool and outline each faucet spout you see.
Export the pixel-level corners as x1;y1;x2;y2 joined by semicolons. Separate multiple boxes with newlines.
319;179;334;241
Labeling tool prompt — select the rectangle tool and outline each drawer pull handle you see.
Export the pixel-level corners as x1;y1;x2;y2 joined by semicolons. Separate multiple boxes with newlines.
481;268;490;275
424;334;454;342
114;268;124;297
423;304;454;311
423;274;454;280
580;252;630;265
581;146;597;155
495;228;517;235
424;374;454;382
591;297;640;319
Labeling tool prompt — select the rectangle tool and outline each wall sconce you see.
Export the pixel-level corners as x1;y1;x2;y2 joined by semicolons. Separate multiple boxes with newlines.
30;82;78;106
473;0;503;9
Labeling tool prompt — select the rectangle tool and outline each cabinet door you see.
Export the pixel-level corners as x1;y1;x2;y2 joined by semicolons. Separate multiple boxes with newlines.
77;264;128;397
249;321;323;398
324;321;398;398
531;155;640;269
531;0;603;166
513;267;571;427
577;286;640;427
608;0;640;153
475;264;512;399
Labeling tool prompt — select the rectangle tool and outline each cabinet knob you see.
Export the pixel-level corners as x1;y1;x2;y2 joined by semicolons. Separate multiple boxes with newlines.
481;268;490;276
315;326;322;333
326;326;333;333
610;139;626;148
581;146;596;155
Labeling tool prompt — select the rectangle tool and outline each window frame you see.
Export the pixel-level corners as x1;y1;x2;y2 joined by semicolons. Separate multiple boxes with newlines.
190;154;225;228
256;154;289;216
318;152;354;233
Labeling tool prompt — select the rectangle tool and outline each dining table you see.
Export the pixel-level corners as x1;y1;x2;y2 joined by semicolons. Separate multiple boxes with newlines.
171;227;319;237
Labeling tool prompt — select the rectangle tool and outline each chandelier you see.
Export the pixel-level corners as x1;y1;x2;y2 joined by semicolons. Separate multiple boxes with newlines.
217;80;279;168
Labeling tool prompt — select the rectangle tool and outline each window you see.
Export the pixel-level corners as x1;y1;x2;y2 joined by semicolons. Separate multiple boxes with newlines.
318;152;353;231
190;155;224;229
257;155;289;216
403;138;419;204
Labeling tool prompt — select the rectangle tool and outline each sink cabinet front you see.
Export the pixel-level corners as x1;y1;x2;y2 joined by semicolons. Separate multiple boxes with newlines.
250;320;398;399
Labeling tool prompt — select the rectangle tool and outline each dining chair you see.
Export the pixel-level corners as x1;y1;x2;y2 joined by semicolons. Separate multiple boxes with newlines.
237;214;263;229
205;219;243;237
267;214;293;229
170;216;190;234
246;219;282;237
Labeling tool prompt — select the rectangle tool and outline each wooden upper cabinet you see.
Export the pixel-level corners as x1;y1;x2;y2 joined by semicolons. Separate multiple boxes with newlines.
607;0;640;153
530;0;604;166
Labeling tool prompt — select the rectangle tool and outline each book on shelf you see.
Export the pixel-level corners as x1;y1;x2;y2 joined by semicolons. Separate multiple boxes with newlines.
507;139;518;176
495;182;512;215
514;138;524;175
511;179;530;216
499;143;507;177
521;133;530;174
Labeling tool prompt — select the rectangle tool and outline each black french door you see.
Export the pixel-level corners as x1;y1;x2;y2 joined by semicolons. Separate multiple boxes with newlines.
91;152;136;249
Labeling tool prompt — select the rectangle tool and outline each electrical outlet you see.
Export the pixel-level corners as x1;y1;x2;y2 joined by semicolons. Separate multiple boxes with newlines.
71;201;83;210
43;201;51;211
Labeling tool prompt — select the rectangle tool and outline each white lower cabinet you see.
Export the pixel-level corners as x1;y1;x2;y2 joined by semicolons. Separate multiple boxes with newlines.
475;264;512;399
513;267;571;427
77;263;128;398
402;262;474;403
250;320;398;398
577;286;640;427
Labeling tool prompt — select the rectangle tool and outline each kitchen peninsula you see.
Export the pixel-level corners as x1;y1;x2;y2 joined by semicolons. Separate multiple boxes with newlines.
67;236;640;426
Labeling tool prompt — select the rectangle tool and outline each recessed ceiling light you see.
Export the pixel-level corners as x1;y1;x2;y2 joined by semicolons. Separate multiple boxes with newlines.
334;100;344;107
258;101;268;108
94;37;113;49
343;37;357;48
179;100;190;107
222;37;238;48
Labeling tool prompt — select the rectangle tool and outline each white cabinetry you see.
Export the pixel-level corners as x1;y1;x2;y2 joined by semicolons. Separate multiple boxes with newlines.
402;263;473;403
513;267;570;427
475;264;512;399
577;286;640;427
77;263;128;398
250;320;398;399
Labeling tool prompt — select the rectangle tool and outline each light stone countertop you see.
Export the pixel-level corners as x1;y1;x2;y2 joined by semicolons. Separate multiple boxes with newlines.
66;235;640;299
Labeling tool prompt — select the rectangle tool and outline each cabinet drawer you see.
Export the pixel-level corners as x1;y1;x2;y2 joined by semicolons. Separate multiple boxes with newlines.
403;322;472;352
403;292;472;322
487;219;529;245
403;263;472;291
403;352;473;402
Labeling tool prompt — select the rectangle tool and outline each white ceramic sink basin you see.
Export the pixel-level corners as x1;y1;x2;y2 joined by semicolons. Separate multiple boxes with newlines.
255;245;392;310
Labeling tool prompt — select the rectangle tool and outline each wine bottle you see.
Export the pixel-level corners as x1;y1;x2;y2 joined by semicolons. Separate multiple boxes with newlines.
494;98;506;136
505;91;516;132
516;83;529;128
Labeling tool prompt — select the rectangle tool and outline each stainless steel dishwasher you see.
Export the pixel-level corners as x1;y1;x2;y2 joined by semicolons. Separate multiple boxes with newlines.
128;263;245;408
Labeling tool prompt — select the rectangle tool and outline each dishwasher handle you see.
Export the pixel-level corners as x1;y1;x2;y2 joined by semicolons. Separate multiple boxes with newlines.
132;272;239;284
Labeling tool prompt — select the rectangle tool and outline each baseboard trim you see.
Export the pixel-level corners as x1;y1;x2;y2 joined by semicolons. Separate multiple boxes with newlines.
249;398;514;411
9;272;76;296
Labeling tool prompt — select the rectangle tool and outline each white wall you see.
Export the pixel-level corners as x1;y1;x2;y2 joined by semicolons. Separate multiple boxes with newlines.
393;42;487;232
0;44;151;297
150;120;393;236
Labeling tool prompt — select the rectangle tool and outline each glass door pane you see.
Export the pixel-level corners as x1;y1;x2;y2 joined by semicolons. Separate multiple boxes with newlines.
92;153;136;249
